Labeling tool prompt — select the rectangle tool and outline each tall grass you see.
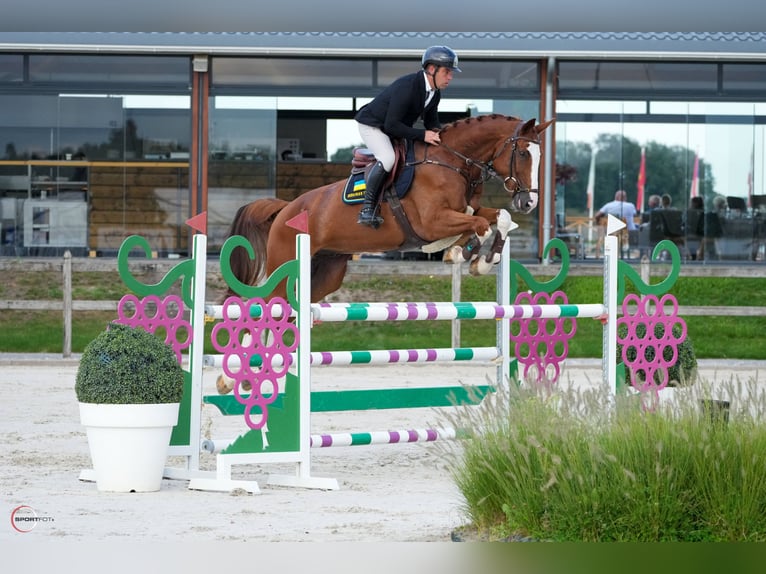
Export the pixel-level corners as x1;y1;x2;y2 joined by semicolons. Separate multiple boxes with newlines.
438;377;766;541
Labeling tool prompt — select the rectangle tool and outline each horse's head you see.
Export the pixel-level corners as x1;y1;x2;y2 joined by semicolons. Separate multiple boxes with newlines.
432;114;555;215
501;118;554;214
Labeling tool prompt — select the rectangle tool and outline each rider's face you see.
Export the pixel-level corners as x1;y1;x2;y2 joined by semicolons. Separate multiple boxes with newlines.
433;67;454;90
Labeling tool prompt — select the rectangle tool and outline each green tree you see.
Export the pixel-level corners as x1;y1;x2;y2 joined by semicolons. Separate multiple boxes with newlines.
330;144;362;163
557;134;715;216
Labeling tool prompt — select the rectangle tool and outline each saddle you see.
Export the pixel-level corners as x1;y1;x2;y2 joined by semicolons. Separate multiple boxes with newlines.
351;139;407;180
342;139;425;251
343;139;415;199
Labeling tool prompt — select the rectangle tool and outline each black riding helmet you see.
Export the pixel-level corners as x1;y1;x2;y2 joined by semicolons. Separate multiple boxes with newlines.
421;46;461;72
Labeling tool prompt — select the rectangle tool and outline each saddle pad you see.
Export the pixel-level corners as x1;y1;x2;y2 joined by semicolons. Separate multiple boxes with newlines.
341;142;416;204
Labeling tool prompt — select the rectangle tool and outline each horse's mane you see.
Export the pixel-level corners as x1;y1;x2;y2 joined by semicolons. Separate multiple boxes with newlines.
439;113;522;135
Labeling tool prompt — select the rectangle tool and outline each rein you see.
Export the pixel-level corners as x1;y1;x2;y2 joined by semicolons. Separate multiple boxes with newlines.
407;121;539;197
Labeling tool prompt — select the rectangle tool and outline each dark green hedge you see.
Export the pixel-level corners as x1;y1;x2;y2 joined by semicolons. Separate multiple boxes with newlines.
75;323;184;404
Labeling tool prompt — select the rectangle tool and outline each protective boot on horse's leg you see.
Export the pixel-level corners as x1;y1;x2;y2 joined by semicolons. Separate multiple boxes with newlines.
357;160;389;228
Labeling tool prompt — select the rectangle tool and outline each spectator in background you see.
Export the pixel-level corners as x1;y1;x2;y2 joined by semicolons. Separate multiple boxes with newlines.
642;194;661;223
594;190;637;258
595;189;637;231
661;193;674;209
699;196;726;261
712;195;728;215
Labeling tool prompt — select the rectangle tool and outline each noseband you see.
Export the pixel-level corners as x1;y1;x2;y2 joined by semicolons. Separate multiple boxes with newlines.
415;121;540;199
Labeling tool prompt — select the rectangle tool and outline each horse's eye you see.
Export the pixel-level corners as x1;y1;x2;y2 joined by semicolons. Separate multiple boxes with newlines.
519;150;530;158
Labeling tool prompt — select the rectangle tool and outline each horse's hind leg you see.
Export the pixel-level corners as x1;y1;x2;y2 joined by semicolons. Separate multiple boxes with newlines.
311;253;351;302
215;331;256;395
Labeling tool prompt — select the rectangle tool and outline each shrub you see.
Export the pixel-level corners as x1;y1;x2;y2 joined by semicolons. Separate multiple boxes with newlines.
75;323;184;404
617;322;698;387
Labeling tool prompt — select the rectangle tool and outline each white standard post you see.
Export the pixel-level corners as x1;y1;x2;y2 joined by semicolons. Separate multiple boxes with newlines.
602;214;623;395
166;231;206;479
497;238;511;388
187;232;207;473
296;232;313;480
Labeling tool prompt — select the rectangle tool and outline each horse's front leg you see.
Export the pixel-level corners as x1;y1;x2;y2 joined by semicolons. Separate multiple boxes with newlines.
442;208;504;267
441;209;494;265
468;209;518;275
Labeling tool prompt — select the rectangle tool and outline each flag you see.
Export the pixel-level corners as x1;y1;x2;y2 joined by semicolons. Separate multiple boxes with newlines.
690;152;699;199
586;149;596;212
585;148;596;243
748;147;754;209
636;147;646;212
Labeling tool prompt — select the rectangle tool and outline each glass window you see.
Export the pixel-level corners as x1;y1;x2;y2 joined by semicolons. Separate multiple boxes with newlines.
0;54;23;83
555;98;766;262
558;61;718;93
208;95;277;250
0;93;191;161
28;55;189;86
723;63;766;93
377;59;539;93
212;58;373;88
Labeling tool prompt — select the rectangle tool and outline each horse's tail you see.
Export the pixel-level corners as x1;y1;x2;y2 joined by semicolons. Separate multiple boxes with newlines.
222;197;289;301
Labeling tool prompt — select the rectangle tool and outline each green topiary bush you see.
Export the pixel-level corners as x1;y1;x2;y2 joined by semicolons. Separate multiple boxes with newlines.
75;323;185;404
616;322;698;387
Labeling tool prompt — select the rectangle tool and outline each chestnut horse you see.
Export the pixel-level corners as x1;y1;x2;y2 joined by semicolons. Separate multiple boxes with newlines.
225;114;553;305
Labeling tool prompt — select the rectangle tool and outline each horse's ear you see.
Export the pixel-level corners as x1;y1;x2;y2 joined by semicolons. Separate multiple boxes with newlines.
535;118;555;135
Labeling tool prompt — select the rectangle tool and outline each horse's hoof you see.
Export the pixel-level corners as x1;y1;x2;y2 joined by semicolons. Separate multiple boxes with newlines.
216;375;233;395
470;256;495;276
448;245;466;264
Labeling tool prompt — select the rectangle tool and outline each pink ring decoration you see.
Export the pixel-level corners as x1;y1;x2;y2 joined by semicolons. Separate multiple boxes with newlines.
510;290;576;387
212;296;299;430
114;294;191;362
617;293;687;403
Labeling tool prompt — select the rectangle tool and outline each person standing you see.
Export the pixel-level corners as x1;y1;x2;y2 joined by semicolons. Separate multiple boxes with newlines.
354;46;461;228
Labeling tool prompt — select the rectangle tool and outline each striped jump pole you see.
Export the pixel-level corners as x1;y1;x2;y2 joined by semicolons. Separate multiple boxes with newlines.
202;428;459;453
203;346;500;368
310;301;606;322
206;300;606;323
309;428;458;448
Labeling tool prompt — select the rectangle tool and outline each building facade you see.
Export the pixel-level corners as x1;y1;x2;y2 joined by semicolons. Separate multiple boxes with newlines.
1;32;765;262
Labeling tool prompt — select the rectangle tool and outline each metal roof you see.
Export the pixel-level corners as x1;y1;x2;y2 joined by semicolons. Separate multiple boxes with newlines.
1;32;766;60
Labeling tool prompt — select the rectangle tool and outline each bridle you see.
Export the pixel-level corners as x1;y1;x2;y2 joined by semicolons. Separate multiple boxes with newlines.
410;120;540;199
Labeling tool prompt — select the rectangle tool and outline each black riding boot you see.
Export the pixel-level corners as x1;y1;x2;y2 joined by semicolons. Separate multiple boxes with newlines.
357;160;388;228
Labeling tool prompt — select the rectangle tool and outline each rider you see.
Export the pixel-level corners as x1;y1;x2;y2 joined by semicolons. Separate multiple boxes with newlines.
354;45;461;228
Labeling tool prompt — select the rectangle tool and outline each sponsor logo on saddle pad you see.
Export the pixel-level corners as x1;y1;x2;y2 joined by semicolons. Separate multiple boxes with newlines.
342;174;367;203
341;144;416;205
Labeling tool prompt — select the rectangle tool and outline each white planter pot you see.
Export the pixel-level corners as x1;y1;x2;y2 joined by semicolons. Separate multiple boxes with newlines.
79;402;180;493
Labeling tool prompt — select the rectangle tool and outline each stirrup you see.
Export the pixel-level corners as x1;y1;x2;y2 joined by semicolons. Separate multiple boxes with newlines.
357;207;383;229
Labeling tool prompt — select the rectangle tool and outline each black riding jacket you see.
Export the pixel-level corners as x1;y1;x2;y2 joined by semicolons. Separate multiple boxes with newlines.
355;71;441;141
